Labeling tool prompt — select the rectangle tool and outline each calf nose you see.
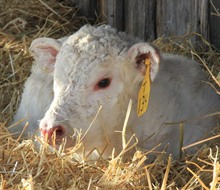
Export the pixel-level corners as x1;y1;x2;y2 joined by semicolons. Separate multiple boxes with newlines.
40;125;65;139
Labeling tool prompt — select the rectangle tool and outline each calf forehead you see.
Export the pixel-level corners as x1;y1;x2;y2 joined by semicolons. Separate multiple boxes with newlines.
55;25;130;83
65;25;129;54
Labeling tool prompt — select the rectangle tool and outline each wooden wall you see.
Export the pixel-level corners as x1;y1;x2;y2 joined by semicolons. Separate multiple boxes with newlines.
71;0;220;50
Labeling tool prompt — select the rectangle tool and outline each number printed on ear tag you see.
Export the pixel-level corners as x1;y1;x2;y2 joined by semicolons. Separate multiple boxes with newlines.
137;58;151;117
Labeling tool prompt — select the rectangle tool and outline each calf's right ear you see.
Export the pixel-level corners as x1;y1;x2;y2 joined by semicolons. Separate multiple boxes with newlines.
29;37;62;72
127;43;160;81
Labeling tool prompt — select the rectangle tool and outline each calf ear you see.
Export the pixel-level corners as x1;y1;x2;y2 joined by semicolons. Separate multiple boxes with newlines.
127;43;160;81
29;37;62;72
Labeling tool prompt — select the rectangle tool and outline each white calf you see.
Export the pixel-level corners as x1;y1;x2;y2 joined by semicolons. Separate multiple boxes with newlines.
37;25;219;159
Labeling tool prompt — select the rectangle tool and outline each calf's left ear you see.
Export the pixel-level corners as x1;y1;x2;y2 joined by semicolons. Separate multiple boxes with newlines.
127;43;160;81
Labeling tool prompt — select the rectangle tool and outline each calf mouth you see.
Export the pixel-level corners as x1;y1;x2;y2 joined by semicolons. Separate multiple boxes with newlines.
43;133;77;150
40;126;83;151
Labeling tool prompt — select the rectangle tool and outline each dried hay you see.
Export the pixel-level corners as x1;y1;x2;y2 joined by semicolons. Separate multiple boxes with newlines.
0;0;220;189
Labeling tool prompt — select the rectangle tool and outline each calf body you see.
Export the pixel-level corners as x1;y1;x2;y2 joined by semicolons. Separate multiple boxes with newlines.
39;25;220;159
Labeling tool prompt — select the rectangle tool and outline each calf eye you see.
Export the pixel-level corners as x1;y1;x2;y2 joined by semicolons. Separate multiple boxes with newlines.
95;78;111;90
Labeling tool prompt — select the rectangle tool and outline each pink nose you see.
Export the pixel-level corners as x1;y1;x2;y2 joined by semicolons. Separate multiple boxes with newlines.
40;125;65;139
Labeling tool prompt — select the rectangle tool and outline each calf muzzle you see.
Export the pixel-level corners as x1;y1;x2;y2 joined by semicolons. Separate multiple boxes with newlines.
40;125;65;141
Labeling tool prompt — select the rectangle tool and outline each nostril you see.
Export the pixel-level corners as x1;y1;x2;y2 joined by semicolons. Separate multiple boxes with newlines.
54;125;65;137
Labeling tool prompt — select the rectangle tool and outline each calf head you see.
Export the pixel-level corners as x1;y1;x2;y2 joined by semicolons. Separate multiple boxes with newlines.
39;25;160;158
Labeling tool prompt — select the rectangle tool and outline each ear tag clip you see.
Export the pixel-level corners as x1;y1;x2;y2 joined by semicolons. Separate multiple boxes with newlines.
137;58;151;117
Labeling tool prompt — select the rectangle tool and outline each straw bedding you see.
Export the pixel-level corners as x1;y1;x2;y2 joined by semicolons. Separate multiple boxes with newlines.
0;0;220;189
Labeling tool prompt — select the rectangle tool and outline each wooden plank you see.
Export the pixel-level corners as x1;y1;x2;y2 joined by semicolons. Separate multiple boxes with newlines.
98;0;108;23
156;0;209;42
71;0;98;22
198;0;210;44
124;0;156;41
107;0;124;30
98;0;124;31
210;0;220;50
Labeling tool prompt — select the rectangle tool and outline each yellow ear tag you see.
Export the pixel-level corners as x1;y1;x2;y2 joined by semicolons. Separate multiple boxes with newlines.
137;58;151;117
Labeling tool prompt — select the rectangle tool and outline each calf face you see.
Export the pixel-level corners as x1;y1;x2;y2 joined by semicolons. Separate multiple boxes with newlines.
39;25;220;159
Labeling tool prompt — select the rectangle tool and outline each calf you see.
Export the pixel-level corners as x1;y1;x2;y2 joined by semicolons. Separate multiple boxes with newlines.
11;37;64;137
39;25;220;159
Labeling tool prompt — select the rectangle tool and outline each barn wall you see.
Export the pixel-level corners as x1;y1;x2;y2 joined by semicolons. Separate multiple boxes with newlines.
71;0;220;50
